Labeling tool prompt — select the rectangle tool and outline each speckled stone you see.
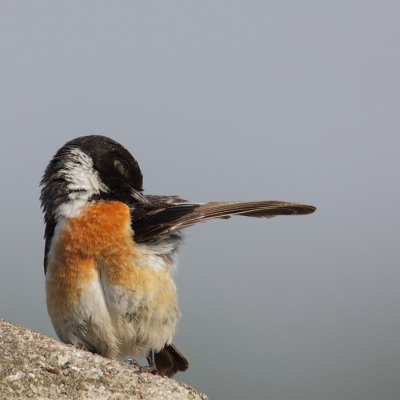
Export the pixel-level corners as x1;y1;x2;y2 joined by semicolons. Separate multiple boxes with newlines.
0;319;208;400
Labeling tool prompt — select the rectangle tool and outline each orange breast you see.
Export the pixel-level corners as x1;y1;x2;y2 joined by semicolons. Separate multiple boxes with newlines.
46;200;177;317
46;201;135;305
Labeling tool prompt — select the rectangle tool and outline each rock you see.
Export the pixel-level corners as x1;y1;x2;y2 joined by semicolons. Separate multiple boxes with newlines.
0;319;208;400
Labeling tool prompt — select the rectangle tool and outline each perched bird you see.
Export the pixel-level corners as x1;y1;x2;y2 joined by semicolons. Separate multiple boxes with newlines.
40;135;316;377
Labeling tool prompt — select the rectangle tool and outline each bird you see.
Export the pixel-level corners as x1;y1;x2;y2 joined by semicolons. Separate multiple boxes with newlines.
40;135;316;377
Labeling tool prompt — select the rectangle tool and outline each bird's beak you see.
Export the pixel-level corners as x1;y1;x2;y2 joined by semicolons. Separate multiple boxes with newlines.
131;188;149;203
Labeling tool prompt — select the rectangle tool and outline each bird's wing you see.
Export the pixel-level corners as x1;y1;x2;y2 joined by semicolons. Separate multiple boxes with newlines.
130;197;316;243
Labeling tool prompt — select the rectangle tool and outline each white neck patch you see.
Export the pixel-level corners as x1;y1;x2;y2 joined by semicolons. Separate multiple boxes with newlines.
55;148;109;219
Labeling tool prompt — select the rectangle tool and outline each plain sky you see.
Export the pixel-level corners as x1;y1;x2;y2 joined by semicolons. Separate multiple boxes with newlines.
1;2;399;400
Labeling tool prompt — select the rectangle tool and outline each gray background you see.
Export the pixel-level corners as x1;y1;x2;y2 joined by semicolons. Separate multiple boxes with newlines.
1;2;399;399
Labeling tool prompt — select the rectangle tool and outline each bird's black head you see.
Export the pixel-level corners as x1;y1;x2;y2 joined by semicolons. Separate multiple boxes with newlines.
68;135;144;197
40;135;144;220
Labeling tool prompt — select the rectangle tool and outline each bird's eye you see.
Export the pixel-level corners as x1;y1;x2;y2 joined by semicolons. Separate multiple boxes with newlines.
114;157;129;176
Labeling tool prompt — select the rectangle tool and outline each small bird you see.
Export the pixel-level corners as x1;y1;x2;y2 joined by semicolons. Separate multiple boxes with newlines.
40;135;316;377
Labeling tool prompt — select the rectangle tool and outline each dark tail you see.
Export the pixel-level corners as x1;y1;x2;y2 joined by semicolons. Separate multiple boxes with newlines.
148;344;189;378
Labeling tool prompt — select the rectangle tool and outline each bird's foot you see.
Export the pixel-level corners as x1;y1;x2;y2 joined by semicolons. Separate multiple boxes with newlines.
139;365;159;375
126;359;140;367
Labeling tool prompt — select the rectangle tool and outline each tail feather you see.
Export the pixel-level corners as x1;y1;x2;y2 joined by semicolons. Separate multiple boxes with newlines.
148;344;189;378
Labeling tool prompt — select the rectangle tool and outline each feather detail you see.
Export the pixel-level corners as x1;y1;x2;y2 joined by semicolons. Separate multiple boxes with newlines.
131;199;316;242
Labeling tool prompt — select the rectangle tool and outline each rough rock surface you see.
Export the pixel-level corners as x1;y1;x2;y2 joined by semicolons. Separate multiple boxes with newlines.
0;319;208;400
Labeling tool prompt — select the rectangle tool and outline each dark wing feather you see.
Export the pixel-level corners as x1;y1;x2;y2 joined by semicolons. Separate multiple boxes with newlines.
131;199;316;243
